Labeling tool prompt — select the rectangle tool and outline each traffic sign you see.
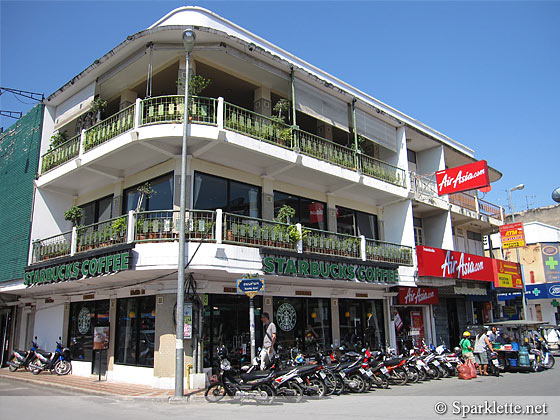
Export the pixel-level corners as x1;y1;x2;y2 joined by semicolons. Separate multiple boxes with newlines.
236;277;265;298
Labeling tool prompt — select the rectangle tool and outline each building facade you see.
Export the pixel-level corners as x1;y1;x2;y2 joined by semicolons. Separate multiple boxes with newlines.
1;7;513;387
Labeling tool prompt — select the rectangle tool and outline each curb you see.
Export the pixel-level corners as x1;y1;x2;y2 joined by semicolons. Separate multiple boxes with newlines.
0;370;205;401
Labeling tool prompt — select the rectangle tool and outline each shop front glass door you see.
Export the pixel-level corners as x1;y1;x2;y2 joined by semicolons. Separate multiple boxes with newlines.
203;295;263;372
338;299;385;351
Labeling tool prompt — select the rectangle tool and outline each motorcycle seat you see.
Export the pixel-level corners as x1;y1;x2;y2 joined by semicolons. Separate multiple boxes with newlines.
36;349;52;357
240;370;273;381
384;357;404;366
295;365;317;375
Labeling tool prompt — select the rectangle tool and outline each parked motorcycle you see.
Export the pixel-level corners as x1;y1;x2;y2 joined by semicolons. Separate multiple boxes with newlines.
29;338;72;375
7;338;39;372
205;346;276;404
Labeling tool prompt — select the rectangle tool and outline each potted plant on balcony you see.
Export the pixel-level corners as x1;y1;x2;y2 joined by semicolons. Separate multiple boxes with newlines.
271;99;292;146
111;217;127;241
64;205;84;228
135;182;156;212
48;131;68;152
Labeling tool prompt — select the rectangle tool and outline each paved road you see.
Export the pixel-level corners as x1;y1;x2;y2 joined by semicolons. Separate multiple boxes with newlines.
1;369;559;420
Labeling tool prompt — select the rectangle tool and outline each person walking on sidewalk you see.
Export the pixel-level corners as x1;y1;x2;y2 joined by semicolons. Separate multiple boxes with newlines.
260;312;277;370
460;331;475;364
474;328;494;376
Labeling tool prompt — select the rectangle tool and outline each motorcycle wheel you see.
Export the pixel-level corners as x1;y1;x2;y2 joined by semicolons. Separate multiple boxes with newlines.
8;356;18;372
390;368;408;386
530;359;539;372
375;374;389;389
204;383;227;403
287;382;303;403
407;366;420;383
438;365;449;378
347;374;367;393
333;374;345;395
309;377;326;397
544;354;555;369
417;367;427;381
253;384;275;405
428;365;441;380
322;370;337;396
54;360;72;375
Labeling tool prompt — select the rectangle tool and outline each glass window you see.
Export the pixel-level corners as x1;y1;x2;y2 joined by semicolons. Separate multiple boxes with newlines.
336;206;378;239
338;299;385;351
115;296;155;367
80;195;113;226
273;297;332;353
274;192;326;230
123;173;174;213
68;300;110;363
193;172;261;217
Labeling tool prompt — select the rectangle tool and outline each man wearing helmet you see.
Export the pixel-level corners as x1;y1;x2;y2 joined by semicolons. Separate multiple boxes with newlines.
459;331;475;363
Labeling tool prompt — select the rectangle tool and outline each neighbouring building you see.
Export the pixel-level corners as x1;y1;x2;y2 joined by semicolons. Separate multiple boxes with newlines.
0;7;516;387
487;205;560;325
0;103;44;367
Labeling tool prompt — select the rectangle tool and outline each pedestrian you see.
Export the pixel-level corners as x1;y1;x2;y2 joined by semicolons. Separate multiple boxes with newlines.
460;331;475;364
260;312;276;370
487;326;498;343
474;328;494;376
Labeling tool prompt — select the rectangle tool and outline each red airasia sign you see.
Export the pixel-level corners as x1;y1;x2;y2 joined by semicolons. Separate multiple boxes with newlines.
435;160;490;195
416;246;494;281
398;287;439;305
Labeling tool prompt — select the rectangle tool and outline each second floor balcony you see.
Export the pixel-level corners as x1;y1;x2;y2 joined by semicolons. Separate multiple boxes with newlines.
30;209;414;268
38;96;407;204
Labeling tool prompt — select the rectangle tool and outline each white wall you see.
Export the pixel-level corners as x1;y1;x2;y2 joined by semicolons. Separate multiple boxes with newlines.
54;81;96;130
33;302;65;351
417;145;445;175
424;212;453;249
383;200;415;248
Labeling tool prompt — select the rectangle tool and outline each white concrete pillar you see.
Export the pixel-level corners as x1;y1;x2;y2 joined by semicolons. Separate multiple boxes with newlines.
254;87;272;116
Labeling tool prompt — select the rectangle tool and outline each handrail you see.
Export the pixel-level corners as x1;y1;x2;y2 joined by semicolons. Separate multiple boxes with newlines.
32;231;73;263
40;134;81;173
365;238;414;266
359;153;406;187
303;227;361;259
295;129;355;170
140;95;217;126
83;104;135;152
222;212;295;250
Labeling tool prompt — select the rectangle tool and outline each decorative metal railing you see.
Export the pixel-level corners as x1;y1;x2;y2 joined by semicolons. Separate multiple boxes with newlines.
76;215;128;252
303;228;362;259
448;191;477;212
359;154;406;187
41;135;80;173
224;102;293;148
32;231;72;262
478;198;504;221
365;239;413;266
83;104;135;152
140;95;217;126
135;210;216;242
222;213;295;250
296;130;356;170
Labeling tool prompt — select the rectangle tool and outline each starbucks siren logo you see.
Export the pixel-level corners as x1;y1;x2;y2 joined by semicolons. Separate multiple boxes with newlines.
78;307;91;335
276;303;297;331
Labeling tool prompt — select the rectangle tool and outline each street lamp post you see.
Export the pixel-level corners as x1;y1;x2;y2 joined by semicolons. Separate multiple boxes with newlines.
175;28;196;398
507;184;529;321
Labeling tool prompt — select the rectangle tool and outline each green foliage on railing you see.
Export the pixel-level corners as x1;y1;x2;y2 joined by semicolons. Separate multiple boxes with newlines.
141;96;217;126
366;241;413;266
41;135;80;173
83;105;135;152
360;155;405;187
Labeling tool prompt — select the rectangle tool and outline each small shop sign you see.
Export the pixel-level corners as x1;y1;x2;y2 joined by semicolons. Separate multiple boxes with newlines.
435;160;490;196
236;277;265;299
499;222;526;249
397;287;439;305
24;250;131;287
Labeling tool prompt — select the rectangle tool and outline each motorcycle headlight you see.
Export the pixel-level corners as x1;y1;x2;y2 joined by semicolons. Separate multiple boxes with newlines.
220;359;232;371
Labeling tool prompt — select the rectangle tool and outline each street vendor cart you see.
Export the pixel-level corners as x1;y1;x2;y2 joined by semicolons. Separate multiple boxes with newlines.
487;320;549;372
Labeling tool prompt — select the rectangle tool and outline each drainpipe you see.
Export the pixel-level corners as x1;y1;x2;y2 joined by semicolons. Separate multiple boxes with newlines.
352;98;359;171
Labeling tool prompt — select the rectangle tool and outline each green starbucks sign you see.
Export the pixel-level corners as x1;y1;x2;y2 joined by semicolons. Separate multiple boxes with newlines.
24;250;130;287
262;256;398;284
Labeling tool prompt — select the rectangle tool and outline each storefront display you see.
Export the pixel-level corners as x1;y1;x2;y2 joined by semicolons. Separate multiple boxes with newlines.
338;299;384;351
273;297;332;352
115;296;155;367
68;300;109;367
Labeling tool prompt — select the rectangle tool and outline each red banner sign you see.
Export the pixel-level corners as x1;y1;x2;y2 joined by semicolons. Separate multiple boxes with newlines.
435;160;490;196
417;246;494;281
499;222;526;249
417;246;522;289
398;287;439;305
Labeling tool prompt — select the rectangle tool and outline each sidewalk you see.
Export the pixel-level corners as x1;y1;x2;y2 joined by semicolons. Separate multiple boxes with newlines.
0;368;204;400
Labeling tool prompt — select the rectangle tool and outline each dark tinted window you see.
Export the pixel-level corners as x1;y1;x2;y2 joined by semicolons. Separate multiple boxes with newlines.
123;173;173;213
115;296;155;367
336;206;378;239
274;192;326;230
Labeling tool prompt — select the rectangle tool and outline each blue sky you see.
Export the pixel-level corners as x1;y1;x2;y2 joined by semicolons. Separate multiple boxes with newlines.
1;1;559;212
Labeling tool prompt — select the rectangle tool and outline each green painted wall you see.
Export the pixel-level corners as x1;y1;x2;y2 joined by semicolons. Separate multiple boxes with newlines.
0;104;44;283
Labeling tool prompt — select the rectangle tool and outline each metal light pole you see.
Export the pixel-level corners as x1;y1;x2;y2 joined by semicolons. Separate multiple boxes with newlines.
175;28;196;398
508;183;529;321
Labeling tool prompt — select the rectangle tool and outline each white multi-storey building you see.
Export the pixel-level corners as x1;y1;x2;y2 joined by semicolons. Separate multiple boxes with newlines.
1;7;508;387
